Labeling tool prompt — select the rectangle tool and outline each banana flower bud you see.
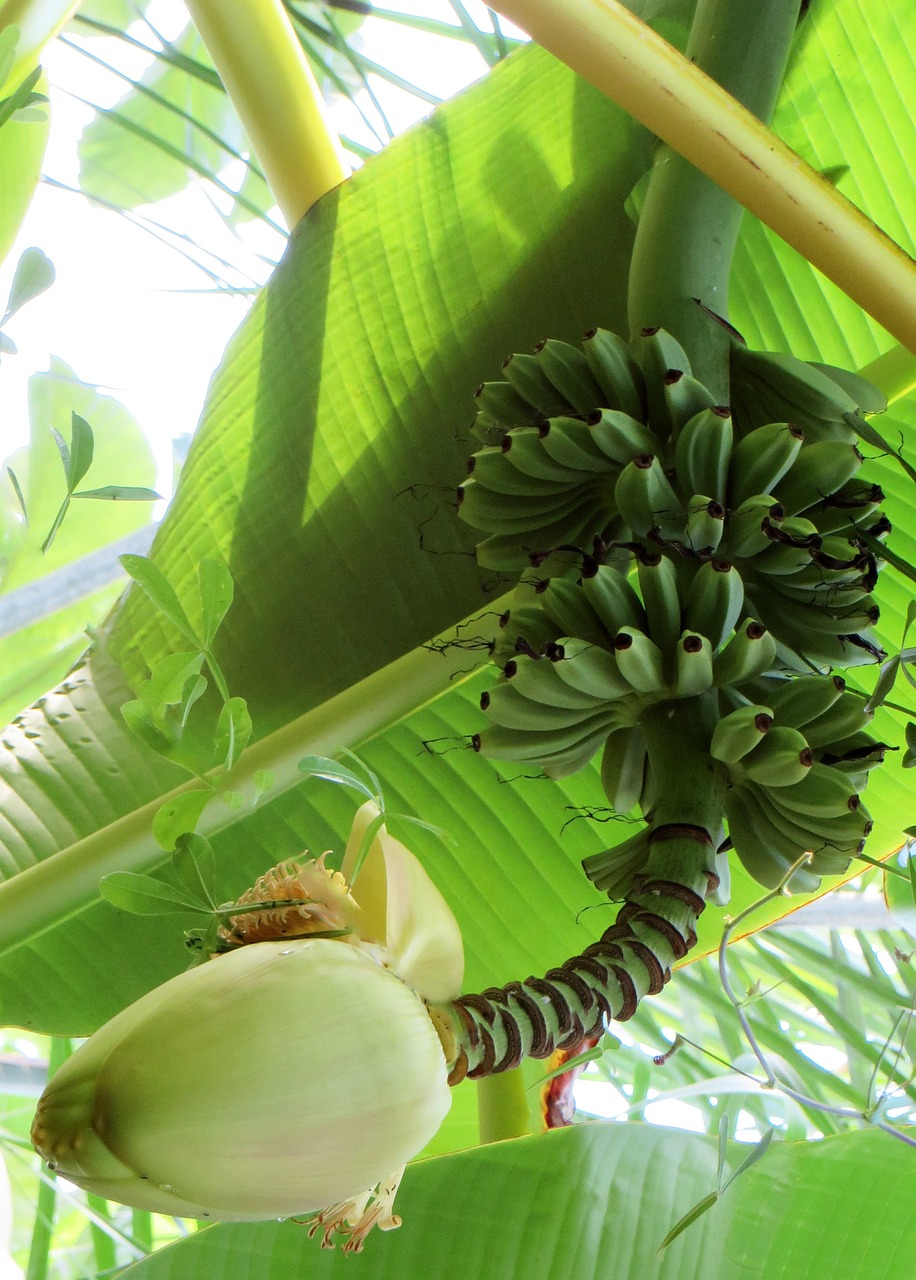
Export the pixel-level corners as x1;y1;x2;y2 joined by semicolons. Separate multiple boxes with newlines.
31;803;463;1251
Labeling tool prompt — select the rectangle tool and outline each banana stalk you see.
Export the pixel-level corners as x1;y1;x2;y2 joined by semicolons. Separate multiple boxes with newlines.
490;0;916;358
183;0;349;228
445;698;726;1078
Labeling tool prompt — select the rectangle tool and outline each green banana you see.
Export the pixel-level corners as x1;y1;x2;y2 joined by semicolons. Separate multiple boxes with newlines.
636;551;683;657
613;626;667;694
675;631;714;697
724;786;820;892
710;704;774;764
729;422;805;507
582;825;652;898
538;415;615;471
767;762;860;820
502;653;610;711
600;726;648;814
614;454;682;539
581;564;648;634
771;441;863;517
498;426;586;482
480;682;606;733
806;481;884;534
466;446;572;498
735;726;814;787
766;673;846;728
663;371;717;441
631;327;693;432
549;637;635;701
722;495;783;559
536;576;611;647
797;692;873;749
711;619;778;686
682;559;745;651
686;495;725;555
473;712;617;778
729;346;861;444
456;477;591;535
674;407;733;505
501;351;573;417
582;327;646;422
472;380;545;442
491;604;562;664
588;409;663;465
749;784;869;861
533;338;606;414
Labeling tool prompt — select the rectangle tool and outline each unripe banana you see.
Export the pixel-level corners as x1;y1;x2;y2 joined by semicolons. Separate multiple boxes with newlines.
538;416;614;471
711;618;778;686
723;494;783;558
674;407;733;505
614;454;682;538
710;704;774;764
724;786;820;892
492;604;561;663
536;577;610;647
751;540;817;578
798;692;873;749
768;762;860;820
582;825;652;898
581;563;648;634
636;551;683;657
819;731;889;774
465;446;570;498
675;631;714;697
501;351;572;417
456;476;585;534
759;785;873;854
772;441;863;517
548;637;635;701
472;380;544;442
473;712;617;778
806;481;884;534
683;559;745;652
600;726;648;813
613;626;666;694
532;338;606;414
735;726;814;787
498;426;585;482
663;371;717;441
480;682;604;733
729;422;805;507
766;673;846;728
582;327;646;422
631;327;693;433
729;346;862;444
587;409;663;464
686;495;725;554
502;653;610;711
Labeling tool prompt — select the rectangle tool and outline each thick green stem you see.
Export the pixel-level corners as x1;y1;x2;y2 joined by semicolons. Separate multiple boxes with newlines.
627;0;801;394
446;698;726;1080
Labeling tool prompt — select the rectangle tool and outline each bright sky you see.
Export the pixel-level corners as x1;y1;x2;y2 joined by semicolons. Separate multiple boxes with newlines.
0;0;510;493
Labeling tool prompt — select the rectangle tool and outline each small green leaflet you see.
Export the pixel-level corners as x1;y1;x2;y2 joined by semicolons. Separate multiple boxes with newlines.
347;810;387;889
2;247;55;324
657;1122;774;1253
120;554;199;643
5;467;27;523
99;871;209;917
198;558;234;647
172;833;218;908
152;788;212;851
72;485;161;500
297;755;379;801
0;65;41;131
215;696;252;771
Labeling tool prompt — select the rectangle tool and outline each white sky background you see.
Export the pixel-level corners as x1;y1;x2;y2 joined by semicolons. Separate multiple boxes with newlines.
0;0;515;491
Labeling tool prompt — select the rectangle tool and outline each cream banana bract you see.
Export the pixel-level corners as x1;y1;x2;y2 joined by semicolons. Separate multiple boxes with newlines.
31;803;463;1251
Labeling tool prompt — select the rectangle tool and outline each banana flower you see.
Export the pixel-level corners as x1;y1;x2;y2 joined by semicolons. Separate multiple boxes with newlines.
31;803;463;1251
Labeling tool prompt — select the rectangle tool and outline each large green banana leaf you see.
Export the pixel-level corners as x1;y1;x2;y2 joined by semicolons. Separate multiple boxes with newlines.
116;1124;916;1280
0;0;914;1168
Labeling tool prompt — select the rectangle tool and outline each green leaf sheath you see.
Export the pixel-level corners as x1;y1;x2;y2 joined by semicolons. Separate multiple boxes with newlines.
627;0;801;393
447;699;726;1080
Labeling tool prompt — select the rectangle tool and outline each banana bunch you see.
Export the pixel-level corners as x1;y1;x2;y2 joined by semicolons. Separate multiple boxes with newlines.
458;325;887;668
712;674;884;890
475;556;778;797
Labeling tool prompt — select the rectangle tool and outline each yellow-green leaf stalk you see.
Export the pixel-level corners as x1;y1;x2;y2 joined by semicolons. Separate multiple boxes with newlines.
31;802;463;1251
183;0;350;228
0;0;78;94
490;0;916;356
